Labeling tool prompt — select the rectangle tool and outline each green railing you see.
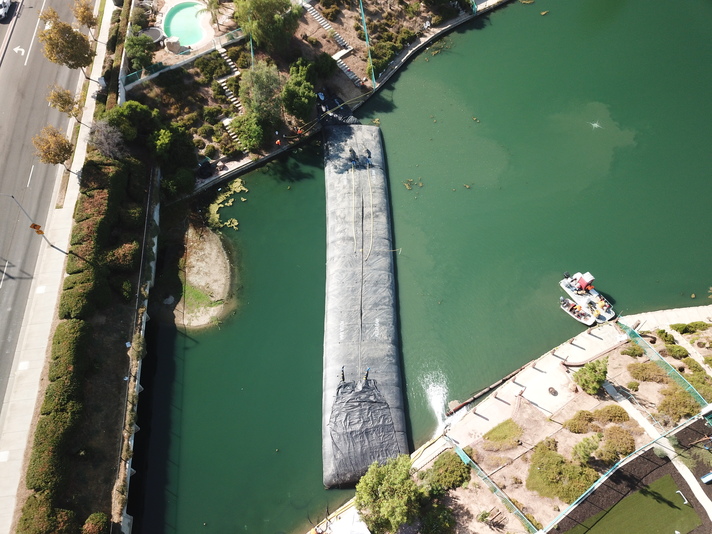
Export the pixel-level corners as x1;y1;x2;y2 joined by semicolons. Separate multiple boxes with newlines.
618;321;708;407
448;439;539;533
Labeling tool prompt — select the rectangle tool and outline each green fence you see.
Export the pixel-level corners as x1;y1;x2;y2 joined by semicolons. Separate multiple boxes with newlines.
449;439;540;533
618;321;708;407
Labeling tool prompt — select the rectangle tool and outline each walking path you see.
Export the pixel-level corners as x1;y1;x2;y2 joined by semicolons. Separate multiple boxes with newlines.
309;304;712;533
0;3;113;532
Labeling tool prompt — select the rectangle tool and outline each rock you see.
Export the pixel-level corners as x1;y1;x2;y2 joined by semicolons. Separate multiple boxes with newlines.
165;37;181;53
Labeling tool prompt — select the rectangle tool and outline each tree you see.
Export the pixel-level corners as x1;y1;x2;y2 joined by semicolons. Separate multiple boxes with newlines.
282;60;315;122
38;8;94;76
33;125;74;169
574;356;608;395
89;120;127;159
239;61;283;126
72;0;98;39
233;0;301;53
47;85;84;125
125;33;155;71
102;100;159;142
199;0;225;30
355;455;422;534
231;112;263;151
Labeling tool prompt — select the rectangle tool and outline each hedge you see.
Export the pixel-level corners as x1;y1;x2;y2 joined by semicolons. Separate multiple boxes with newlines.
118;202;146;231
58;283;97;320
66;243;95;275
40;375;82;415
26;412;77;494
103;240;140;272
51;319;91;362
16;492;77;534
82;512;110;534
74;189;110;222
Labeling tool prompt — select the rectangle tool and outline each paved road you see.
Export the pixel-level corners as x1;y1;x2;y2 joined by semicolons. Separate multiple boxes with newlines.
0;0;80;422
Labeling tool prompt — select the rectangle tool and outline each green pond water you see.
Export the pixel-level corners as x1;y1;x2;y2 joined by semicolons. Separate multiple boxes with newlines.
131;0;712;532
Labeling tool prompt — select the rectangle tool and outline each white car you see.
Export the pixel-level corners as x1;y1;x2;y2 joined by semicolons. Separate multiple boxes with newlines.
0;0;11;20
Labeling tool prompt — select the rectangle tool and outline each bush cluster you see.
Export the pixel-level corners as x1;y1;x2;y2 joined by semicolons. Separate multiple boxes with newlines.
526;439;598;503
593;405;629;424
367;27;419;77
598;426;635;465
195;51;231;83
657;329;676;345
419;450;471;492
628;361;669;383
563;410;594;434
572;434;600;465
621;342;644;357
665;344;689;359
671;322;711;334
681;357;712;402
563;405;629;434
658;384;700;422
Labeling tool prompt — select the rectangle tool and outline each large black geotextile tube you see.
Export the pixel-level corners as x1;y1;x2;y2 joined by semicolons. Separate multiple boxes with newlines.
322;125;409;488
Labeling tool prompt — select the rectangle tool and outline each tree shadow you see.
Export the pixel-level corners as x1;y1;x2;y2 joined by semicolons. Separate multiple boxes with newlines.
638;486;680;509
266;149;321;183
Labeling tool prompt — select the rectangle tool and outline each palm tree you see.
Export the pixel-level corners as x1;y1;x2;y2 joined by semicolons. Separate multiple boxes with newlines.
198;0;224;30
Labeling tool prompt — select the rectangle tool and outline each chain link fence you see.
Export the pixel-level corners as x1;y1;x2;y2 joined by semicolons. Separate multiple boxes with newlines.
449;440;540;533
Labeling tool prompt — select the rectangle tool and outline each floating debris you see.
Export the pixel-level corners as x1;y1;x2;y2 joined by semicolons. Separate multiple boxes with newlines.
402;178;415;190
463;184;471;189
472;117;480;123
371;118;381;125
540;10;549;15
519;0;534;3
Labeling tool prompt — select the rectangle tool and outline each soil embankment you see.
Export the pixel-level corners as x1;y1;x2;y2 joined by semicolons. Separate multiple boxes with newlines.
173;222;233;329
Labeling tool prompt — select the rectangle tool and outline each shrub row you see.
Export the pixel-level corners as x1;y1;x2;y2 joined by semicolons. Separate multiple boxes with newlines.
563;405;629;434
59;158;146;319
20;151;148;532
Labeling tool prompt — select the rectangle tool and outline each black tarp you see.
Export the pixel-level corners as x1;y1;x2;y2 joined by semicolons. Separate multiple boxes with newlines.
322;125;408;488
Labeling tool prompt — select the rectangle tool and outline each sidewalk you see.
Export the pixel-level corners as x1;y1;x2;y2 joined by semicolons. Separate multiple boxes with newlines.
0;2;114;531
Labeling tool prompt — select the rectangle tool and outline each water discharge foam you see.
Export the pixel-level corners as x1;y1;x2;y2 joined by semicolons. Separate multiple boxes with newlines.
421;371;449;436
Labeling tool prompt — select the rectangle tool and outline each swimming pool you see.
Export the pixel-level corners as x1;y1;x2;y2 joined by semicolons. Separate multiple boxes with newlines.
163;2;205;47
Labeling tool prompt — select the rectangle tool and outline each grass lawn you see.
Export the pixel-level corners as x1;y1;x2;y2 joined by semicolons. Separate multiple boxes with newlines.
565;474;702;534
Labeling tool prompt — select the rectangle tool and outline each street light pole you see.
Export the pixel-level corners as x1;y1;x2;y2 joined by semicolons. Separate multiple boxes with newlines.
1;194;66;254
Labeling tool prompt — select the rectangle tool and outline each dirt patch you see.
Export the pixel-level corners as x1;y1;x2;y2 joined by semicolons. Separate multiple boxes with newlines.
172;221;234;329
